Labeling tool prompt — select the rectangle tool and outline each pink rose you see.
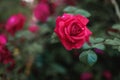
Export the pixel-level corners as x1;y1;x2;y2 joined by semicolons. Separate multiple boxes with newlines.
5;13;26;36
38;0;57;14
54;13;92;50
0;34;7;46
28;25;39;33
33;2;50;22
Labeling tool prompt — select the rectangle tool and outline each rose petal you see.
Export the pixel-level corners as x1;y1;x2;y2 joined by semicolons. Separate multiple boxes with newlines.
76;15;89;25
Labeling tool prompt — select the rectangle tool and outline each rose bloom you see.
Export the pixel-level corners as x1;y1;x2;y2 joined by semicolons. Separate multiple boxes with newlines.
33;2;50;22
5;13;26;36
0;34;7;46
38;0;57;14
28;25;39;33
54;13;92;50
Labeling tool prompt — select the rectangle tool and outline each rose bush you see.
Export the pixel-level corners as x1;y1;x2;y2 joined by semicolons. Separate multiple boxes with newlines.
54;13;92;50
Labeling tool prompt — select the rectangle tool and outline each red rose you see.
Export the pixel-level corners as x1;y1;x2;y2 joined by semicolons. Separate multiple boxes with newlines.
5;13;26;36
54;13;92;50
33;2;50;22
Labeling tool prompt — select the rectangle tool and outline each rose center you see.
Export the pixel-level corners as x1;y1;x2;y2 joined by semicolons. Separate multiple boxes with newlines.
70;24;83;36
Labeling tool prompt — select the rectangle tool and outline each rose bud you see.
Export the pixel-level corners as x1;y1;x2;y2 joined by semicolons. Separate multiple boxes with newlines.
54;13;92;50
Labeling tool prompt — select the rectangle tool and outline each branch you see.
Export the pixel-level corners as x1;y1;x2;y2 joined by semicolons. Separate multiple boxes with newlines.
111;0;120;21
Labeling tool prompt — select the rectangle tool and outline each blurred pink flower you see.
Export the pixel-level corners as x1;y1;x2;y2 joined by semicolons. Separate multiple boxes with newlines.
0;46;15;70
28;25;39;33
0;34;7;46
38;0;57;14
103;70;112;80
80;72;93;80
33;2;50;22
5;13;26;36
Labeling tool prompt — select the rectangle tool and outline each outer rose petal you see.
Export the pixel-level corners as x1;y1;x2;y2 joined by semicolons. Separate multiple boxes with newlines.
85;27;92;42
60;37;85;50
74;39;85;49
76;15;89;25
61;13;74;21
55;17;65;38
60;38;74;50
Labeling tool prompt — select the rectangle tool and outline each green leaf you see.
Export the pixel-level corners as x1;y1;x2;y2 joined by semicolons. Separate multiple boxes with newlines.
118;46;120;52
16;30;35;40
82;43;91;49
92;43;105;50
25;43;43;54
112;24;120;31
50;64;66;74
51;32;59;43
105;38;120;45
79;50;97;66
94;38;104;43
63;6;91;17
90;37;104;43
63;6;78;13
74;9;91;17
40;24;51;35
